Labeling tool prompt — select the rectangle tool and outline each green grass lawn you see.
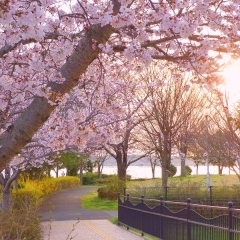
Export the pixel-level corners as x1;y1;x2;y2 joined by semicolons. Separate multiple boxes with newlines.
127;174;240;188
81;190;118;210
81;175;240;212
126;174;240;205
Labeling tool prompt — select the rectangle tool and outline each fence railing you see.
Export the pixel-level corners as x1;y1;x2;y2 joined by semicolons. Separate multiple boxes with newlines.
118;194;240;240
124;186;240;209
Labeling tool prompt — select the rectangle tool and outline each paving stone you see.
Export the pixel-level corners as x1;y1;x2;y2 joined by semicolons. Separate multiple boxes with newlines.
41;220;145;240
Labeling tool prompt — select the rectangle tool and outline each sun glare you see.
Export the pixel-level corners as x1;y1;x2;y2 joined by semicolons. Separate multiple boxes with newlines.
221;63;240;103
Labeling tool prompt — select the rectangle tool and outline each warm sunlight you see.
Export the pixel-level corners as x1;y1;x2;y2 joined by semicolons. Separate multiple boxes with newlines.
221;62;240;103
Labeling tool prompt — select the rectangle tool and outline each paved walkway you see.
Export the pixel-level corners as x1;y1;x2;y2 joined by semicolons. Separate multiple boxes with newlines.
41;220;145;240
38;186;145;240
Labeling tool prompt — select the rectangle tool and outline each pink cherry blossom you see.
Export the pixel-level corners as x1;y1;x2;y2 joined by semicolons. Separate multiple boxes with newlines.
0;0;240;172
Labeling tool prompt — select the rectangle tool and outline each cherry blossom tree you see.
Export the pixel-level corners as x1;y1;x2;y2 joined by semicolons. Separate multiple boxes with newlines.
85;70;151;180
1;0;240;174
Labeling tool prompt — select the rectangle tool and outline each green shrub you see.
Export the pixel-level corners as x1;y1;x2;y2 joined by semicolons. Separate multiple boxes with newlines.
169;164;177;177
97;187;108;199
82;172;98;185
101;174;115;178
126;174;132;180
97;187;118;200
185;165;192;175
96;177;111;185
106;175;126;193
107;191;118;200
97;175;126;200
82;172;130;185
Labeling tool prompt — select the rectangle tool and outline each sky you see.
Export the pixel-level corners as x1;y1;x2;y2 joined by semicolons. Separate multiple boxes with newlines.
219;62;240;105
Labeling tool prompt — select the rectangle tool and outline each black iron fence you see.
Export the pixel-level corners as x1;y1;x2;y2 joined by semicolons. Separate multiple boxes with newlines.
124;186;240;209
118;194;240;240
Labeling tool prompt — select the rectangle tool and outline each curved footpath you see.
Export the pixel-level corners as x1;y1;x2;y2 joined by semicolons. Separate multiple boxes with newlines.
38;186;145;240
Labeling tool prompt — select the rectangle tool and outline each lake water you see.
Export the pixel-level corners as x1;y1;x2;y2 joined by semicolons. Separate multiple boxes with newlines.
99;156;236;179
101;164;235;179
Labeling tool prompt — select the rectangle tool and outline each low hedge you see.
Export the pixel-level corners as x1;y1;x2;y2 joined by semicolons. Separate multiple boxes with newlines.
0;176;79;240
11;176;79;210
82;172;99;185
82;173;132;185
97;187;118;200
97;175;126;200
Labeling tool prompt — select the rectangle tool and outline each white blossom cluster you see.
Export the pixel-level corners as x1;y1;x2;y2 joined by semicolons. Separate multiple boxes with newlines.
0;0;240;170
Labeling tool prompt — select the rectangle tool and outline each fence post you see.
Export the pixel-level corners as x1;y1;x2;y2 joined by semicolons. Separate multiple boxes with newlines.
126;194;130;230
209;186;213;218
118;193;120;226
187;198;191;240
124;187;126;202
164;186;169;201
228;201;233;240
141;196;144;237
160;196;164;239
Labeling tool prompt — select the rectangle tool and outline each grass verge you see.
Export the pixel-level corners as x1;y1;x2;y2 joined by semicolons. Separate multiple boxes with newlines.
81;190;117;210
127;174;240;188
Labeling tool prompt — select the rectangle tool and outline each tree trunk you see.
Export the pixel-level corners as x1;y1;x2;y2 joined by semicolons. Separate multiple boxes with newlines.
0;166;20;212
151;166;155;179
218;165;223;175
161;142;171;187
47;167;51;178
97;163;101;178
117;163;127;181
161;135;171;187
161;165;168;187
97;162;103;178
180;145;187;177
196;164;199;175
56;162;59;178
79;162;83;185
114;145;128;181
161;156;170;187
181;157;186;176
2;189;10;212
